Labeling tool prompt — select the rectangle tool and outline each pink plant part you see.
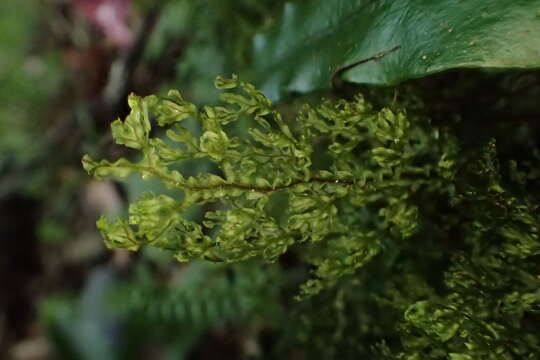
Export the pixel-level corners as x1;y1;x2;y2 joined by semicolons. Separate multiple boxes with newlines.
72;0;134;48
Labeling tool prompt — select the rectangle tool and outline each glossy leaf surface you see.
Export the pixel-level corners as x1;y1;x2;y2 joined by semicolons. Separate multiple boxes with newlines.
253;0;540;99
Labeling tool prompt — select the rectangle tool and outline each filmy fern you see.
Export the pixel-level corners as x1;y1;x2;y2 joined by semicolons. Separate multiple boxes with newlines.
82;76;540;359
386;141;540;360
82;75;456;297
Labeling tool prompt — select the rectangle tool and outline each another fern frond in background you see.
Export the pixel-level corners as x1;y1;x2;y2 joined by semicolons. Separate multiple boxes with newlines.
386;141;540;359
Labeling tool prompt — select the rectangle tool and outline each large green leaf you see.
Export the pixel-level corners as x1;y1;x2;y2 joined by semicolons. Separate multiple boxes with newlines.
252;0;540;100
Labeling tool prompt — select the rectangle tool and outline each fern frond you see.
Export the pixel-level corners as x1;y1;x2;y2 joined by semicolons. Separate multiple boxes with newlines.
83;76;457;296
